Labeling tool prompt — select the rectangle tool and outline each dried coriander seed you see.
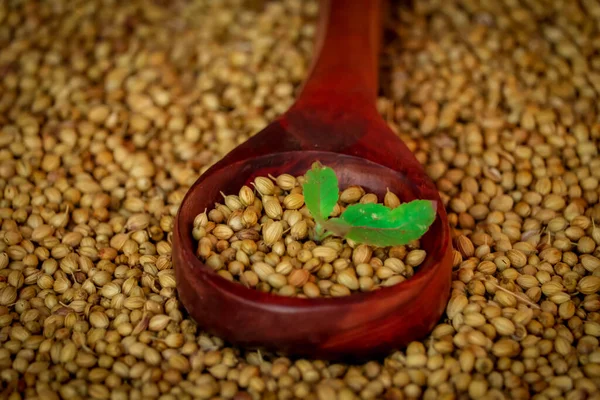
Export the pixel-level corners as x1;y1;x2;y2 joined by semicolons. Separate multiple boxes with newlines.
194;177;424;297
2;1;599;399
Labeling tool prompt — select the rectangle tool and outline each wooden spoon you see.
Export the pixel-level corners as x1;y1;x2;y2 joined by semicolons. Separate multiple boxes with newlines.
173;0;453;361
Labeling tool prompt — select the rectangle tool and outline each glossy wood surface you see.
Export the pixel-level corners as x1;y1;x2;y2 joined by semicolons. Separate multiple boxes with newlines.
173;0;453;361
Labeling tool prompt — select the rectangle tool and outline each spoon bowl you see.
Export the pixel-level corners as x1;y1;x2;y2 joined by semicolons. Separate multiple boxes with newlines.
173;0;453;360
174;148;452;361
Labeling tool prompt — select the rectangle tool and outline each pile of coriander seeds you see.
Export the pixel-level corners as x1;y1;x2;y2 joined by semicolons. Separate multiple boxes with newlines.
1;0;600;399
193;175;427;298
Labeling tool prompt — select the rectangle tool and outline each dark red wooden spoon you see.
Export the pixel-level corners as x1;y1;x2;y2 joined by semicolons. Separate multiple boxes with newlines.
173;0;453;361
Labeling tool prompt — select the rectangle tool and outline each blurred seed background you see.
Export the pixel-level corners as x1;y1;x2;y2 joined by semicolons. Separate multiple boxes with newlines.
0;0;599;399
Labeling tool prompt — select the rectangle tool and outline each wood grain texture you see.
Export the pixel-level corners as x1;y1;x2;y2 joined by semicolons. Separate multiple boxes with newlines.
173;0;453;361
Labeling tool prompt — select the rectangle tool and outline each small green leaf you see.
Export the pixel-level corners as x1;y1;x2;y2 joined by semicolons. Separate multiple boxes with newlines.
302;162;339;222
323;200;437;247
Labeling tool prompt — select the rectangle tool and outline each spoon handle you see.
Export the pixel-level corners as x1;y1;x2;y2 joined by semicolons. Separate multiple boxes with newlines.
292;0;383;111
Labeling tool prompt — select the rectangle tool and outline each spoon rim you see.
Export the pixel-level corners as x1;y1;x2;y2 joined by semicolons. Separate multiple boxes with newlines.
174;150;452;309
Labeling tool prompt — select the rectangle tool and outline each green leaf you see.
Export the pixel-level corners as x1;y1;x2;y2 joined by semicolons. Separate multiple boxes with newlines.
323;200;437;247
302;162;339;222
